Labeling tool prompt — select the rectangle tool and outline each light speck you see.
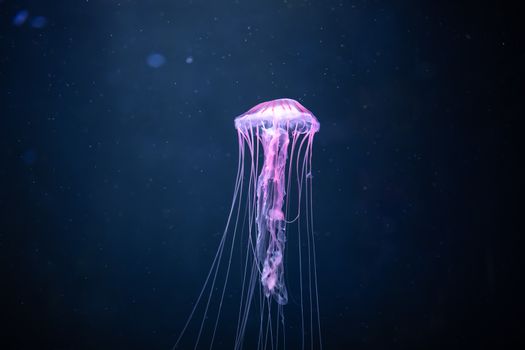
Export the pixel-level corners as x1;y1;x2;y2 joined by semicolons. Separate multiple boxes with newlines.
13;10;29;26
31;16;47;29
185;56;194;64
147;53;166;68
21;149;37;165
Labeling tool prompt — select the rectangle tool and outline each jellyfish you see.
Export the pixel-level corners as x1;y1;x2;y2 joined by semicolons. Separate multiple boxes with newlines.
174;98;322;350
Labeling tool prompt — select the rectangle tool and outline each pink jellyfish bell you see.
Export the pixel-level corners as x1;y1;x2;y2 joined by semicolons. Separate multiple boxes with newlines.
175;98;322;350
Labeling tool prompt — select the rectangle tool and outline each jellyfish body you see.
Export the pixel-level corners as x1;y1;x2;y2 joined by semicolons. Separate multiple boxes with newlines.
235;99;319;306
174;99;321;350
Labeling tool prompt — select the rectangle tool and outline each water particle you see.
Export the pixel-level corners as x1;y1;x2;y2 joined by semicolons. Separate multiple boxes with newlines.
31;16;48;29
13;10;29;26
147;53;166;68
21;149;37;165
185;56;193;64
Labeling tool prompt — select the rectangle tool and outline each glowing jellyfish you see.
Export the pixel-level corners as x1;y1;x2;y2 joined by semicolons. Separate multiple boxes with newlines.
174;98;322;350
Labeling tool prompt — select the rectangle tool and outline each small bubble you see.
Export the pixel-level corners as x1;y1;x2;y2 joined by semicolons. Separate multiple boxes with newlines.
146;53;166;68
185;56;193;64
13;10;29;26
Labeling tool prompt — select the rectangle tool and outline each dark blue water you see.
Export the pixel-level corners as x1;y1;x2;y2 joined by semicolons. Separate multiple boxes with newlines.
1;1;520;349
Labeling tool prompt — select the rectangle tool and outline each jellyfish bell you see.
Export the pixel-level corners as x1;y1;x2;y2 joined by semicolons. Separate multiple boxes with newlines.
235;98;320;133
174;98;322;350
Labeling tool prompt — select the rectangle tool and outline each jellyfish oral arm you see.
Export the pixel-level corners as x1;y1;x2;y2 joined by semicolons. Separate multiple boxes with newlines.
256;127;290;305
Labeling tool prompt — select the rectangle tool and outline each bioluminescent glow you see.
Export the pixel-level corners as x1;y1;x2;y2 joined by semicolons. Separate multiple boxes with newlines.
174;98;322;350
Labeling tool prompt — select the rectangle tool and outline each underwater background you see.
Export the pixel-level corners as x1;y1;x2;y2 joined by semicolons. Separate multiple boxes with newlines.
1;0;520;349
